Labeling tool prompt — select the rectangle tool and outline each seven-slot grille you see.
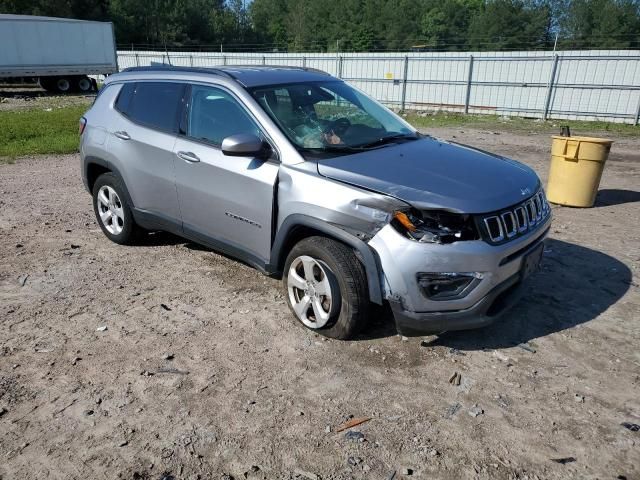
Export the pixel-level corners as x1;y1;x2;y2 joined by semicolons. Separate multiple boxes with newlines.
480;190;550;244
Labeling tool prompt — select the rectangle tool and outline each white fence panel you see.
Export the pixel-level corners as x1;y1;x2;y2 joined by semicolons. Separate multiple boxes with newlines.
116;50;640;124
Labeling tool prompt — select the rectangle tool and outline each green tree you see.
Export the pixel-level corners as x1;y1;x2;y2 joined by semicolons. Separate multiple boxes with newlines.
467;0;553;50
561;0;640;48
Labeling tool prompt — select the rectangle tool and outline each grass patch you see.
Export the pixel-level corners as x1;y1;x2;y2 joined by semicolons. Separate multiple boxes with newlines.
404;111;639;137
0;105;87;161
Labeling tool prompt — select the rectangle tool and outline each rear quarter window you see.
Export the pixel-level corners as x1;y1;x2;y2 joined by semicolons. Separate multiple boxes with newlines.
114;83;135;113
116;82;185;133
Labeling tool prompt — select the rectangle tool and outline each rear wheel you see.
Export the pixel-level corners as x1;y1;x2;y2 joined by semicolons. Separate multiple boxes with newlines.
283;236;369;340
92;173;142;245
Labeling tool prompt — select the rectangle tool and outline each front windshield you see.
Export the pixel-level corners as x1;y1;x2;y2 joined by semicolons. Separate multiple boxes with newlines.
250;81;416;154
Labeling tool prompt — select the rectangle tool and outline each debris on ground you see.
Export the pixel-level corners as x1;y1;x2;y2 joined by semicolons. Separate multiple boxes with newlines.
96;325;108;332
621;422;639;432
468;404;484;418
160;303;172;311
401;467;413;475
347;456;363;466
17;274;29;287
344;430;365;442
574;394;585;403
551;457;576;464
163;352;175;360
448;371;461;386
336;416;371;432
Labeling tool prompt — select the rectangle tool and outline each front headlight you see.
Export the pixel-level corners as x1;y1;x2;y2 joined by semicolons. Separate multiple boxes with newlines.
391;209;479;244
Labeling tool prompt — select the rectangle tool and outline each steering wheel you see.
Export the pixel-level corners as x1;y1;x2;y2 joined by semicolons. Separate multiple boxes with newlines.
323;117;351;136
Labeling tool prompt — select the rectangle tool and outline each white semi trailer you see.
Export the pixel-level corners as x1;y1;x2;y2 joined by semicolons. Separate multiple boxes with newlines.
0;14;117;93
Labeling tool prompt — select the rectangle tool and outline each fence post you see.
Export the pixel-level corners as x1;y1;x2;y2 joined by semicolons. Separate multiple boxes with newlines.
189;54;193;67
302;56;307;68
464;55;474;114
223;55;227;66
337;56;343;78
262;55;266;65
135;53;139;67
634;94;640;126
401;55;409;112
543;54;559;120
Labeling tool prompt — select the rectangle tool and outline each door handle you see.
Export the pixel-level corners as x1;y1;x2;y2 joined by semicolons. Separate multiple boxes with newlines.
176;151;200;163
114;131;130;140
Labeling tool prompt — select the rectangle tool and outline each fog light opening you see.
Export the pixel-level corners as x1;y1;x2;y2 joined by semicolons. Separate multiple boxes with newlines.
417;272;483;300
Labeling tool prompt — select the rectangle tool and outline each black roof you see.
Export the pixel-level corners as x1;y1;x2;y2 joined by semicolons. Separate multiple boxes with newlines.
120;65;334;87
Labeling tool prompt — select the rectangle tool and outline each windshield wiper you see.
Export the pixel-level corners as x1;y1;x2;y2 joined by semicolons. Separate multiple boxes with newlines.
298;145;364;154
355;133;420;149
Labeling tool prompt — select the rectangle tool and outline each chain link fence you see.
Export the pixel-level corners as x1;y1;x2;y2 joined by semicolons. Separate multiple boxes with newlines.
117;50;640;125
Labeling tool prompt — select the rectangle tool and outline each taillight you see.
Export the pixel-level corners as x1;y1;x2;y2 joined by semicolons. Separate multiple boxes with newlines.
79;117;87;135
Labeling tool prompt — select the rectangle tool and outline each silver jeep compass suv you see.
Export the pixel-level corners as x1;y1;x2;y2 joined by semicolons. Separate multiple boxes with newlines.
80;66;551;339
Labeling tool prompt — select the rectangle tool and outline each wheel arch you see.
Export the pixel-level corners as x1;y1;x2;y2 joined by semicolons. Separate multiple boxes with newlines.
270;214;383;304
84;157;135;209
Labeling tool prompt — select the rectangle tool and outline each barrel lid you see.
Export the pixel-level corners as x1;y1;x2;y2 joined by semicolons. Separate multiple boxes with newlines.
552;135;613;145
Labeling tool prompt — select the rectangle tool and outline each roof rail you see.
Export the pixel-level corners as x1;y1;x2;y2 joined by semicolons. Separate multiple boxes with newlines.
121;64;330;78
223;64;330;75
121;65;236;79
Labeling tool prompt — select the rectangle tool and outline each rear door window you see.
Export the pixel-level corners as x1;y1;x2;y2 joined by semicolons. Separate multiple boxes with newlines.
119;82;185;133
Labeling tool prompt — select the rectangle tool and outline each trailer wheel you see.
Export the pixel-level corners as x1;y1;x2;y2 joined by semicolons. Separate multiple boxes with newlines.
54;77;71;93
76;76;92;93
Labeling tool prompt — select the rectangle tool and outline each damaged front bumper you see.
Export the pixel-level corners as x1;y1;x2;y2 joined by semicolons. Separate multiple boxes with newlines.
369;215;551;336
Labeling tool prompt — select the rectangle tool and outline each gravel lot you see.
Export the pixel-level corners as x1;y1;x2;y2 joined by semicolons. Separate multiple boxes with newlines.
1;126;639;480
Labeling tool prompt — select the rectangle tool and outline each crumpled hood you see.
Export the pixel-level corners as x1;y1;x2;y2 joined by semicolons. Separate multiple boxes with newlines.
316;137;540;214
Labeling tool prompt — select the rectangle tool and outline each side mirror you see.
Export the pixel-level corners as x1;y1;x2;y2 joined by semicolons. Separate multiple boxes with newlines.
221;133;268;158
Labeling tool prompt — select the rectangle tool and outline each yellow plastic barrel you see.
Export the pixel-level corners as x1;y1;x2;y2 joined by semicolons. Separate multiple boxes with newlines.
546;135;613;207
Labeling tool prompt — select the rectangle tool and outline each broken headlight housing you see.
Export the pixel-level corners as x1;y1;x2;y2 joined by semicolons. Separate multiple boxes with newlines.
391;209;479;244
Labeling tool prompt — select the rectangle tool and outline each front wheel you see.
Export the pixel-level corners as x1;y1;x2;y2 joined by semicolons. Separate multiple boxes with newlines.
282;236;369;340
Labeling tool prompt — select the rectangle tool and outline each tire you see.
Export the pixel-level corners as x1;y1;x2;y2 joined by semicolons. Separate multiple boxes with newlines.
75;76;92;93
92;173;142;245
54;77;71;93
282;236;369;340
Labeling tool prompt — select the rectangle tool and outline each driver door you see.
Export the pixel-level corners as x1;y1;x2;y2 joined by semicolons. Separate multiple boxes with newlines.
173;84;279;265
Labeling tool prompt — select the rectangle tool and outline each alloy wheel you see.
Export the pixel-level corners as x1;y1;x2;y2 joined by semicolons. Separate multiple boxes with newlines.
96;185;124;235
287;255;334;329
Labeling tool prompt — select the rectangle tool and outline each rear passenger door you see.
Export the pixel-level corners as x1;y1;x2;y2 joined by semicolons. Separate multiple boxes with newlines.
108;81;185;226
173;84;279;265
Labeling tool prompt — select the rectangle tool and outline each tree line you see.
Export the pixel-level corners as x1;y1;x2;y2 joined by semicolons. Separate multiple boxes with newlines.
2;0;639;51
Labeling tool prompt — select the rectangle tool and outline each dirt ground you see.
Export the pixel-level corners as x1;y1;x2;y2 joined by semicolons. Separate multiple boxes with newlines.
1;124;639;480
0;86;94;112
